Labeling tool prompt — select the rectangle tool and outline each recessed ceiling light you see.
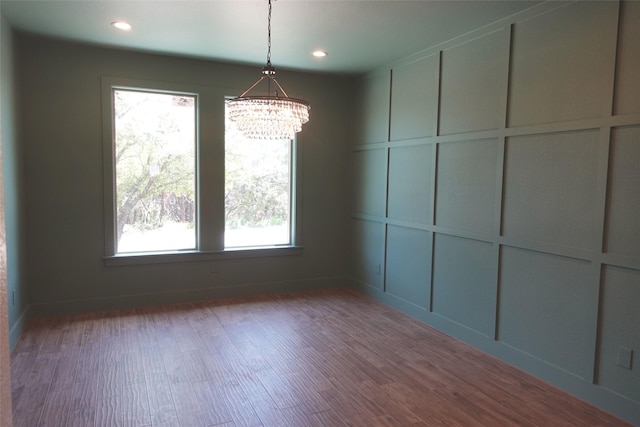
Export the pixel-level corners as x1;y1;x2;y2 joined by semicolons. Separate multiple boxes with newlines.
111;21;132;31
312;50;328;58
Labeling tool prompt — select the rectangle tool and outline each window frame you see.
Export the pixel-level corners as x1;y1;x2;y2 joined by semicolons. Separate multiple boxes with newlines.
223;116;298;249
111;86;199;254
101;77;302;267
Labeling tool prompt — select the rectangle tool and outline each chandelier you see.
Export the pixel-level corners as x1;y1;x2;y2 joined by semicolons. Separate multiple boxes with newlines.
227;0;310;140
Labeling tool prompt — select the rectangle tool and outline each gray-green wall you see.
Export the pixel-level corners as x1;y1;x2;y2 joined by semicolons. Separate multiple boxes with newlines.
351;1;640;424
1;16;28;349
14;33;354;316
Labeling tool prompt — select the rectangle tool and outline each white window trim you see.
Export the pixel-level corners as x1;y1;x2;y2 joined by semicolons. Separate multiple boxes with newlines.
101;77;303;267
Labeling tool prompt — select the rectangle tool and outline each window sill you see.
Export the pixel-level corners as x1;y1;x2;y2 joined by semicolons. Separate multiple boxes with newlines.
103;246;303;267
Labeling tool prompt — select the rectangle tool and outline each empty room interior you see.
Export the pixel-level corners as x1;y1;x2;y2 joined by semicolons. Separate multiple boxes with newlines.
1;0;639;425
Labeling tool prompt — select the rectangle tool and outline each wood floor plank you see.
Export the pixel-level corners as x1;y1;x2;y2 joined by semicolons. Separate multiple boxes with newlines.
93;390;120;427
118;308;145;352
356;379;426;425
176;410;219;427
150;412;180;427
233;364;269;397
139;344;166;376
9;350;37;391
244;392;289;427
59;314;86;356
200;351;241;386
306;409;350;427
208;383;262;427
145;373;177;425
180;350;211;384
48;354;80;393
65;371;98;427
318;382;385;422
277;404;318;427
39;317;69;354
12;383;49;427
121;381;151;427
167;380;202;415
161;345;187;384
12;318;48;354
11;289;633;427
79;312;104;349
366;414;405;427
231;340;273;372
277;370;331;414
255;368;301;409
100;310;122;345
193;381;233;426
96;356;121;403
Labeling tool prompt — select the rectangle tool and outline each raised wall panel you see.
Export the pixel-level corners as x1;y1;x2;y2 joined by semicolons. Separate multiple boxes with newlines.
499;247;595;380
385;225;430;308
352;2;640;422
390;55;438;141
351;219;385;290
387;144;432;224
605;126;640;258
598;266;640;403
502;130;598;249
508;1;618;126
435;138;498;234
359;70;390;144
352;149;387;217
614;1;640;116
432;234;495;336
439;29;506;135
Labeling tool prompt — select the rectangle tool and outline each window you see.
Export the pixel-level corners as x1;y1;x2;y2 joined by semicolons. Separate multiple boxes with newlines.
102;77;301;264
112;88;197;253
224;105;294;248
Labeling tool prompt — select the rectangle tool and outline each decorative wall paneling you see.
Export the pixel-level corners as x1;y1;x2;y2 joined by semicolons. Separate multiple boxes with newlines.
351;1;640;424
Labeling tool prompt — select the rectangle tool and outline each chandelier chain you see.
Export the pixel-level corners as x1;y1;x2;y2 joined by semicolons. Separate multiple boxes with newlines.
266;0;272;67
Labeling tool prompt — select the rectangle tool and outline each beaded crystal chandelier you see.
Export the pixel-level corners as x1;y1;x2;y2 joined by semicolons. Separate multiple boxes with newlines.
227;0;310;140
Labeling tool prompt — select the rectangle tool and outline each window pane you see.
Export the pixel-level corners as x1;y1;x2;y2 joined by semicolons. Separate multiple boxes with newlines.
113;89;196;253
225;107;292;248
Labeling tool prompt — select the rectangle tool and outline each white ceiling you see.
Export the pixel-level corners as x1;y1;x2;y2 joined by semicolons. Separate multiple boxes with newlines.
1;0;541;74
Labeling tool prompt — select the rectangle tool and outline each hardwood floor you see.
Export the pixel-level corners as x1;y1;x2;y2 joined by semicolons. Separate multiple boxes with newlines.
11;288;631;427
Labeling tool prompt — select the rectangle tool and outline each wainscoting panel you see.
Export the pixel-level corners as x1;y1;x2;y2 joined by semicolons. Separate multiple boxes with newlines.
598;265;640;403
508;1;618;127
390;55;438;142
502;130;599;249
435;138;499;235
352;148;387;217
605;125;640;259
432;234;495;337
387;144;432;224
351;219;385;291
439;29;507;135
614;1;640;116
385;225;431;309
498;246;595;380
358;70;391;144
